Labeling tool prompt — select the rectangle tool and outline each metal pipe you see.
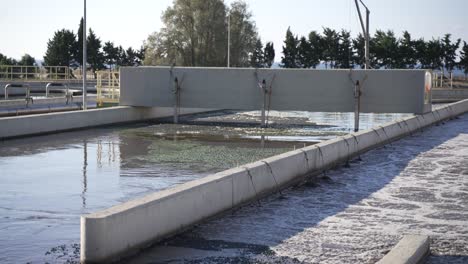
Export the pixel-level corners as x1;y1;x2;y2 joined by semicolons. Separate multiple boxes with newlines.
83;0;87;110
354;0;370;69
227;13;231;68
261;79;266;128
354;80;361;132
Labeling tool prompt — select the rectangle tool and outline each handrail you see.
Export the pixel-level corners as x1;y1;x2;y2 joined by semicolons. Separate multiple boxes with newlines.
4;83;33;106
46;82;72;104
0;65;72;82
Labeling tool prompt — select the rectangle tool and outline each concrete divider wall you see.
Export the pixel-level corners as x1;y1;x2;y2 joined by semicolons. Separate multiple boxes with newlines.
0;106;209;140
81;99;468;263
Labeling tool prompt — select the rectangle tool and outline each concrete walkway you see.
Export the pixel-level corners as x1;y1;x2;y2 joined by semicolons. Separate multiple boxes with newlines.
129;113;468;264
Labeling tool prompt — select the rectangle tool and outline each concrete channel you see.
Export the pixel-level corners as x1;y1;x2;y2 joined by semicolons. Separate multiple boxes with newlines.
77;99;468;263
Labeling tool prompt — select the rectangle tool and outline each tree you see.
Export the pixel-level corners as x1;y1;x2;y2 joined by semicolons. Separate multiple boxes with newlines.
229;1;259;67
263;42;275;68
281;27;299;68
418;38;443;70
0;53;17;65
250;39;264;68
336;29;353;69
43;29;77;66
307;31;322;69
373;30;399;68
144;0;258;67
441;34;461;76
459;41;468;79
87;29;105;74
103;41;119;69
321;27;339;68
297;36;312;68
125;47;139;66
75;18;84;66
19;54;36;66
398;31;416;69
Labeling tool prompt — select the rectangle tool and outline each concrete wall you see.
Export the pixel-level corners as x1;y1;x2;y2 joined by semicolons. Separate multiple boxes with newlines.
432;88;468;102
81;99;468;263
0;106;209;140
120;67;431;114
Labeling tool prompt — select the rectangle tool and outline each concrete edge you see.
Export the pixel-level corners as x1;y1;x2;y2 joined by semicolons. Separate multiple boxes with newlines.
377;235;430;264
0;106;216;140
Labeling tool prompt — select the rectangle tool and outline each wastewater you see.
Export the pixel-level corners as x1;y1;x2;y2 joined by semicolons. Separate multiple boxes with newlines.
0;110;414;263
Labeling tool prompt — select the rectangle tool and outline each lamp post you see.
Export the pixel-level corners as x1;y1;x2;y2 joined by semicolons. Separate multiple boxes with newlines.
83;0;87;110
354;0;370;69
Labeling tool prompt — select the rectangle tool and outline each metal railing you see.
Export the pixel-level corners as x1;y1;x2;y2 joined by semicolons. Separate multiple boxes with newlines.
96;70;120;104
0;65;73;82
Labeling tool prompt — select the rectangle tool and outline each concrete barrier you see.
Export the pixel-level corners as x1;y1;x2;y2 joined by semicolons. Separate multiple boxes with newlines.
377;235;430;264
0;106;210;140
80;99;468;263
432;88;468;103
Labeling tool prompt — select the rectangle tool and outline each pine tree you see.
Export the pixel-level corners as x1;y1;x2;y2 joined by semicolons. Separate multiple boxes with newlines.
281;27;299;68
336;29;352;69
297;36;312;68
263;42;275;68
321;27;339;68
250;39;264;68
459;41;468;79
441;34;461;76
0;53;17;65
398;31;416;69
87;29;105;74
307;31;322;69
103;41;119;69
43;29;77;66
75;18;84;66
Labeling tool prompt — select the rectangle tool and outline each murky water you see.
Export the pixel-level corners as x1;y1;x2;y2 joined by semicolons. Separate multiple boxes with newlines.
130;112;468;264
0;110;413;263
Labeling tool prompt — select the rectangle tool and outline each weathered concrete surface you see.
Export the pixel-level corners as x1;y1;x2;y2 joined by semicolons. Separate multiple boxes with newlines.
120;67;431;114
80;99;468;263
377;235;429;264
0;106;211;140
432;88;468;103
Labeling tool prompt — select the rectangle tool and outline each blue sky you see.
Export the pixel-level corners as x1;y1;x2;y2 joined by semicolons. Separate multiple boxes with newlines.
1;0;467;61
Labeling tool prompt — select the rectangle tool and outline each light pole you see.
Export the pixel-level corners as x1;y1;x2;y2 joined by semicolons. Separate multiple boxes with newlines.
227;12;231;68
83;0;87;110
354;0;370;69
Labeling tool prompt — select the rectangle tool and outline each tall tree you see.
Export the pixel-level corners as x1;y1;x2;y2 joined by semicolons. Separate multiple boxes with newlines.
43;29;77;66
103;41;119;69
75;18;84;66
281;27;299;68
398;31;416;69
307;31;322;69
321;27;339;68
297;36;312;68
459;41;468;79
441;34;461;76
144;0;259;67
336;29;353;69
373;30;399;68
418;38;443;70
87;29;105;74
229;1;259;67
263;42;275;68
250;39;264;68
19;54;36;66
0;53;17;65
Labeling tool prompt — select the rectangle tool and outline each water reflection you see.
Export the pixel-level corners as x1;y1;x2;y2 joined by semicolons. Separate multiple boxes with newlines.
0;110;417;263
82;140;87;208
